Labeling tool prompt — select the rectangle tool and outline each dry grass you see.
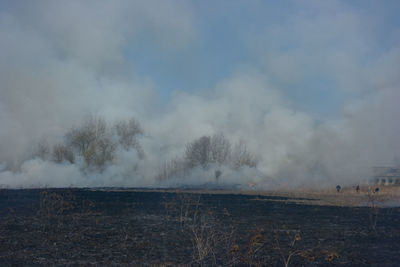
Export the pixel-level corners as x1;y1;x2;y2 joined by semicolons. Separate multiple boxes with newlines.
106;185;400;207
252;185;400;207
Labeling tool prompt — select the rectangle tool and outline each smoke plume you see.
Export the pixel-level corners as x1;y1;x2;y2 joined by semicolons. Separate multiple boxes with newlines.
0;1;399;188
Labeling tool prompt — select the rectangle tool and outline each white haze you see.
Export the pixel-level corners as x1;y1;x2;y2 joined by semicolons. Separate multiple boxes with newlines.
0;0;399;188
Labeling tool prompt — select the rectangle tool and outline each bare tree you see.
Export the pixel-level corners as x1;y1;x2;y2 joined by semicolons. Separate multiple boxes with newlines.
185;136;212;168
114;118;144;158
65;116;116;170
156;158;188;181
185;134;232;169
161;134;258;181
92;136;116;167
231;140;257;169
52;144;74;164
34;140;51;160
210;133;231;165
65;117;97;157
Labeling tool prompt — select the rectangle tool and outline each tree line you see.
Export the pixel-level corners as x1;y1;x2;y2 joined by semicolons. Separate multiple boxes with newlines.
34;116;258;181
34;116;143;172
157;133;258;181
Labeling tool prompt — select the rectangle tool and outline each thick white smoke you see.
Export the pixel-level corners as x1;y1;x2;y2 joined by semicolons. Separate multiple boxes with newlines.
0;1;399;188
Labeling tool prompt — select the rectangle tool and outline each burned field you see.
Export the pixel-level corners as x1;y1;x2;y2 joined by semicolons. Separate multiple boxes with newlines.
1;189;400;266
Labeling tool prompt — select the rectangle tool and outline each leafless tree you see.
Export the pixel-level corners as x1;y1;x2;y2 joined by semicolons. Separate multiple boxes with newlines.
156;157;188;181
185;136;212;168
231;140;258;169
114;118;144;158
93;136;116;167
65;117;99;157
34;140;51;160
52;143;74;164
65;116;116;170
185;134;232;169
176;134;258;181
210;133;231;165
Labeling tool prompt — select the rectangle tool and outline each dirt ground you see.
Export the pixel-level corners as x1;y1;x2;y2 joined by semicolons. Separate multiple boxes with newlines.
1;188;399;266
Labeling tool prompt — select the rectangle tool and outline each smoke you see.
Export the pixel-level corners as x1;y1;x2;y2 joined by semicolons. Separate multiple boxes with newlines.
0;1;399;188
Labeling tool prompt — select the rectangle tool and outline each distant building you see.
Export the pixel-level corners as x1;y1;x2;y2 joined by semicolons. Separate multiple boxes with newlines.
371;167;400;185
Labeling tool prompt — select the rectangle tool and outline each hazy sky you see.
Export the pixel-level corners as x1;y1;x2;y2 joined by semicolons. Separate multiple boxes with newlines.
1;0;399;115
0;0;399;187
129;0;400;115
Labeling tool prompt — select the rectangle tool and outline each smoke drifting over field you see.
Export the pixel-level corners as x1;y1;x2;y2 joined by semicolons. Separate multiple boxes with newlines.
1;1;399;188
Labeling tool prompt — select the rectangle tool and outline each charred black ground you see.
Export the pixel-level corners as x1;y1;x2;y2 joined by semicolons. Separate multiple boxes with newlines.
0;188;399;266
